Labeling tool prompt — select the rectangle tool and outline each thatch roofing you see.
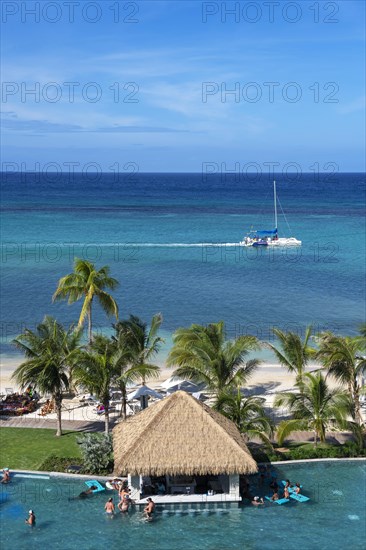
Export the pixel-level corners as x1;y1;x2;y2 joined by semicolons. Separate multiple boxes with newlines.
113;391;258;477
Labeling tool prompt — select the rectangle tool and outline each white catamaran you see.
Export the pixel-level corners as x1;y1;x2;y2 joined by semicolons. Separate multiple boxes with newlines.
241;180;302;247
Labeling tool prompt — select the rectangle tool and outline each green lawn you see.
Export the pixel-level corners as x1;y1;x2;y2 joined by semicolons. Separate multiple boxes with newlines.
0;428;81;470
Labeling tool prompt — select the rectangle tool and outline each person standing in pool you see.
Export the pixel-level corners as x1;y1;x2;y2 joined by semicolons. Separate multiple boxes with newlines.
252;496;264;506
25;510;36;526
144;498;155;521
118;493;131;513
105;497;115;517
269;479;278;494
68;485;97;500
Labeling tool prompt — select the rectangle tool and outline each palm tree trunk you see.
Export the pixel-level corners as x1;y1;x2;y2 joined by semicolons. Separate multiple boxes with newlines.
68;367;77;397
121;391;127;420
314;430;317;447
88;306;93;345
354;384;362;425
55;394;62;437
104;400;110;434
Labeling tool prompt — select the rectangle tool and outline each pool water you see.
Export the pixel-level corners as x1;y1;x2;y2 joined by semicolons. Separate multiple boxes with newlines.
1;461;365;550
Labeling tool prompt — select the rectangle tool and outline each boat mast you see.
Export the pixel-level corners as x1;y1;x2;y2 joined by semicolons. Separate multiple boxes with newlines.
273;180;278;231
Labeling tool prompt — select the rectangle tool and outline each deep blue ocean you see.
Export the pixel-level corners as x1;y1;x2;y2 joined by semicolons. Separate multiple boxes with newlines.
1;172;365;358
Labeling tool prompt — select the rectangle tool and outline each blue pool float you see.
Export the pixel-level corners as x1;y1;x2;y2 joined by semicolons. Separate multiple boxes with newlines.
85;480;105;493
265;496;290;505
290;493;310;502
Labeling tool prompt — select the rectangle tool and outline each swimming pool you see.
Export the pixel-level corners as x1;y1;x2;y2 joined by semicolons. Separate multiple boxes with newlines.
1;460;365;550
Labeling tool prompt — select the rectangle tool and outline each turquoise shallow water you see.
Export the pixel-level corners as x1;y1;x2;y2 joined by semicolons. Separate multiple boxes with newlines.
1;173;365;358
1;461;365;550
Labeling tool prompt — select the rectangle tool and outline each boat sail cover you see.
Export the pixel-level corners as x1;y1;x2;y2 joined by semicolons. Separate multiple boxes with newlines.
255;229;278;236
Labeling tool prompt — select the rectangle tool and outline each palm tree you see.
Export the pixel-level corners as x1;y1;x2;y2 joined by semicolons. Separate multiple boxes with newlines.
317;332;366;425
73;336;116;434
266;326;316;389
12;316;81;436
53;258;119;343
114;314;163;385
215;388;274;447
167;321;260;398
358;323;366;339
274;372;354;446
113;314;163;415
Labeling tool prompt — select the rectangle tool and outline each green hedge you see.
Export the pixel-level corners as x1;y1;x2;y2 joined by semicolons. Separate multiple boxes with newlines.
38;455;84;473
250;441;366;463
286;442;366;461
38;454;114;474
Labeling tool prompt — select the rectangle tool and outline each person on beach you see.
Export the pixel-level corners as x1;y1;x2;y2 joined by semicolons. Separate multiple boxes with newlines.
252;496;264;506
25;510;36;526
1;468;10;484
105;497;115;516
144;497;155;521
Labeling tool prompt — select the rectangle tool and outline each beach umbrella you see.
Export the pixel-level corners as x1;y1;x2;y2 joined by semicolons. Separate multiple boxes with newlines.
160;376;185;389
166;380;205;394
127;385;163;410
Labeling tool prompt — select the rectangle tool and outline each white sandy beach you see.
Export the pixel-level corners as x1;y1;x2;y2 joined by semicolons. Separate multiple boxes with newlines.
0;355;318;394
0;354;331;424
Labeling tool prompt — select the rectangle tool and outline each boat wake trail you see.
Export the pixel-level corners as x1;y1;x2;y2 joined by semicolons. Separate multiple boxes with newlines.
105;243;242;248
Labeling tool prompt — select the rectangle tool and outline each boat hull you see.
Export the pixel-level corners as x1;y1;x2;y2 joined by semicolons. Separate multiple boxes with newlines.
241;238;301;247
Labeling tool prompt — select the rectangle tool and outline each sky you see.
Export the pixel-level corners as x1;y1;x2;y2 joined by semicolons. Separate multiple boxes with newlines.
1;0;365;172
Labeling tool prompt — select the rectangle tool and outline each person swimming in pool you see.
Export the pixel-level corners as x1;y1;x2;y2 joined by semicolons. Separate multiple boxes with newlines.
105;497;115;516
69;485;97;500
271;491;279;501
294;483;301;494
283;486;290;499
252;496;264;506
144;498;155;521
25;510;36;526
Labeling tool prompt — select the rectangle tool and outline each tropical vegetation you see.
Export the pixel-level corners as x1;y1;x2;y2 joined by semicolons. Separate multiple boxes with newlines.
77;433;113;474
8;261;365;459
53;258;119;343
274;372;356;446
12;316;82;436
266;326;316;388
317;331;366;425
167;321;261;400
215;388;274;447
112;314;162;417
73;335;117;434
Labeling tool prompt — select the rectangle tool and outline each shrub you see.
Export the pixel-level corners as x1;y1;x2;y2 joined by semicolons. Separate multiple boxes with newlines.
77;433;113;474
39;455;83;473
249;440;366;464
286;444;366;460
